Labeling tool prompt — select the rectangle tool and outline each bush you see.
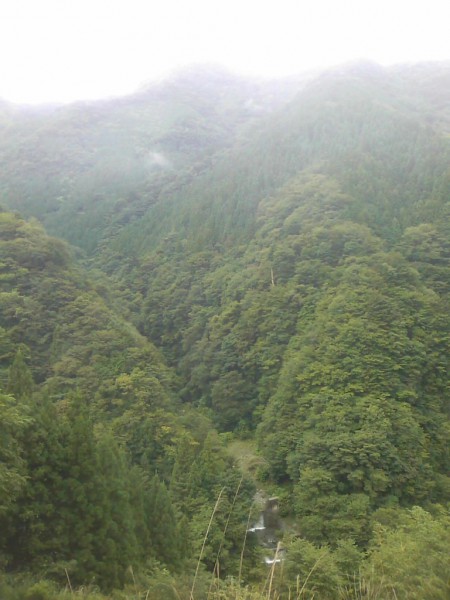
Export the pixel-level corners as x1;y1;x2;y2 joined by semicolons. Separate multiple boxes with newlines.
24;581;57;600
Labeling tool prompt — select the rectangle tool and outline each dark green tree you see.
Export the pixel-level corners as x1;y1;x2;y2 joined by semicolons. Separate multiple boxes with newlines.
145;475;181;569
7;348;33;400
0;391;28;519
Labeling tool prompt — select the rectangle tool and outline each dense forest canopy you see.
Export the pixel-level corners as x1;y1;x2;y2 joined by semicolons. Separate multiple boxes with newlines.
0;61;449;599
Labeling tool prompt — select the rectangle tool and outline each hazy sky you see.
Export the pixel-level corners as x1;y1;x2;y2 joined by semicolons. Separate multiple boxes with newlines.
0;0;449;104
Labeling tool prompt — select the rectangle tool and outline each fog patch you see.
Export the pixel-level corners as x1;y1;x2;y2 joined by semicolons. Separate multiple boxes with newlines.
147;151;172;168
244;98;266;114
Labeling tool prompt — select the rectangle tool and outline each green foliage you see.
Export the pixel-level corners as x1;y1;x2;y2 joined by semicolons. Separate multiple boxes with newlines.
23;581;57;600
0;63;449;598
145;475;181;568
170;431;257;578
281;538;343;599
363;506;450;599
258;249;448;544
0;391;28;516
7;348;33;400
1;393;184;590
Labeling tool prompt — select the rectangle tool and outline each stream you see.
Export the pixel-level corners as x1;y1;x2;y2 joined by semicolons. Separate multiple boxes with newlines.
247;494;286;564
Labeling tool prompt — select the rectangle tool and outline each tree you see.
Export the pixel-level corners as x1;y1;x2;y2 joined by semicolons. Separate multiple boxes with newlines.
145;475;181;569
7;348;33;400
364;507;450;599
0;391;27;518
281;538;342;600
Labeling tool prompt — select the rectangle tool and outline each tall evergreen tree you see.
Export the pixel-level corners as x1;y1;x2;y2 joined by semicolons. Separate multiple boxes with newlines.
145;475;181;569
0;391;27;519
92;432;141;589
6;348;33;401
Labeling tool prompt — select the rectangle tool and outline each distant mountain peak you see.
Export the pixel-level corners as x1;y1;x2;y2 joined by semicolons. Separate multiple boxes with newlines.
320;59;385;80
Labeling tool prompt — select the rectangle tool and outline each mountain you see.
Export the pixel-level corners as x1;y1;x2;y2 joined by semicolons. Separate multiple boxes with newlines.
0;207;255;591
0;61;449;598
0;65;309;253
0;209;172;392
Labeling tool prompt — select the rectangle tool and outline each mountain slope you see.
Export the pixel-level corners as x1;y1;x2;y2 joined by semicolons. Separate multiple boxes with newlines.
0;209;174;413
0;61;449;596
0;65;306;253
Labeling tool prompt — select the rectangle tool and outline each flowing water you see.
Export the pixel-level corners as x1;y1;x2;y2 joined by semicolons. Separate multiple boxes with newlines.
247;494;286;564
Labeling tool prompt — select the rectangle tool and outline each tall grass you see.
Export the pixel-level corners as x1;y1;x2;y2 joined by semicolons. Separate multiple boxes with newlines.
0;478;407;600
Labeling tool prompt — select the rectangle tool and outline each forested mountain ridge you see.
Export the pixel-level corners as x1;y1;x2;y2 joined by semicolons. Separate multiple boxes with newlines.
99;60;450;257
2;61;449;255
0;210;173;395
0;209;256;593
0;64;308;253
0;61;449;598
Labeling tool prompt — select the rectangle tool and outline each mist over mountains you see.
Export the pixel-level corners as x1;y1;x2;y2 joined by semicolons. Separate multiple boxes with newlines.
0;60;449;599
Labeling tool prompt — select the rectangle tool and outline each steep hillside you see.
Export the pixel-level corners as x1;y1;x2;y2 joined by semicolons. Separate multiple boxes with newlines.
0;209;172;397
99;63;450;428
0;61;449;598
100;61;450;549
0;209;257;590
0;65;306;252
97;61;450;259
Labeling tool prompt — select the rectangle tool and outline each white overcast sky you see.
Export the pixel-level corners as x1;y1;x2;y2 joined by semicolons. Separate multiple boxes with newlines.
0;0;449;104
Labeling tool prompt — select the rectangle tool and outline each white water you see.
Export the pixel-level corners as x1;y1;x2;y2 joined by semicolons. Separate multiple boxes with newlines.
247;514;265;533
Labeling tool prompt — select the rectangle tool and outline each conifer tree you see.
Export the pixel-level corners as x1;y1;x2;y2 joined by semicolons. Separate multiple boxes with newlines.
93;432;140;589
59;397;102;583
3;394;67;570
0;391;27;519
145;475;181;568
7;348;33;400
170;434;201;510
